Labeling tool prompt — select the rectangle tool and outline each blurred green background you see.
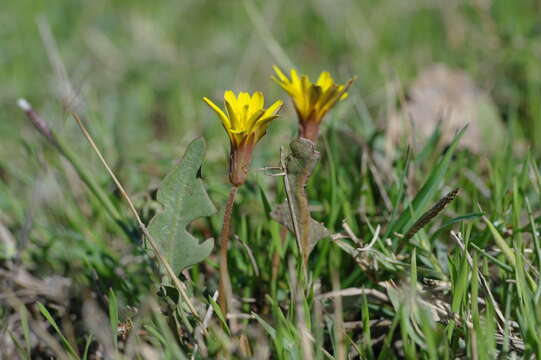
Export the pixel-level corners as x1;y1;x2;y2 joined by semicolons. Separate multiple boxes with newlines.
2;0;541;248
3;0;541;174
2;0;541;233
2;0;540;254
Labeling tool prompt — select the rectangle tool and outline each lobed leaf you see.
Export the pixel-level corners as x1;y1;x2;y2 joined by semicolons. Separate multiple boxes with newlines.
148;137;216;274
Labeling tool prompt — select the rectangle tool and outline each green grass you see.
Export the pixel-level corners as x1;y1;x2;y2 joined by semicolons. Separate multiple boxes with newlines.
3;0;541;358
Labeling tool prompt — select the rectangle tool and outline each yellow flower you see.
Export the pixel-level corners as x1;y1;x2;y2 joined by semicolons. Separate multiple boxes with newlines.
203;91;283;185
272;66;354;141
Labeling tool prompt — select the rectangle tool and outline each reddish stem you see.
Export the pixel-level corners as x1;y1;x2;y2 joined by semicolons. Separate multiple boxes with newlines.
218;185;239;319
299;120;320;143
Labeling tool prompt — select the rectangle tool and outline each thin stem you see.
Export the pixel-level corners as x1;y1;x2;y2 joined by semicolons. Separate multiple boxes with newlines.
296;173;310;271
218;184;239;321
299;120;320;143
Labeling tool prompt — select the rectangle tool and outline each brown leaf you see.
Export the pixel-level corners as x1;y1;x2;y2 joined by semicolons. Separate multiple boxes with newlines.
271;138;330;257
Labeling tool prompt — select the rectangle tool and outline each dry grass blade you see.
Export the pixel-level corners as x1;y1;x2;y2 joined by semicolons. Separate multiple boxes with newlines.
70;112;201;322
237;235;260;277
403;188;460;241
316;288;389;302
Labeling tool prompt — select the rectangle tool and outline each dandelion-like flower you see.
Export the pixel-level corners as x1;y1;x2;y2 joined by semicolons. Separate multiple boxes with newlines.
204;90;282;316
272;66;354;142
204;91;283;186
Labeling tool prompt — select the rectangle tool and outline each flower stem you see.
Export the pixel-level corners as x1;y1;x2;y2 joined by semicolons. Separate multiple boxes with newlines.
299;120;320;143
218;184;239;319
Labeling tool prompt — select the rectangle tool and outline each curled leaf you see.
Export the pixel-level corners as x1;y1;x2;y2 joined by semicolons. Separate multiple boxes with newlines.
271;138;330;258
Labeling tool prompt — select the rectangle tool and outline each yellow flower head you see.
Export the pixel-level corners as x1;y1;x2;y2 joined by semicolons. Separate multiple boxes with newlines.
272;66;354;141
204;91;283;148
203;91;283;185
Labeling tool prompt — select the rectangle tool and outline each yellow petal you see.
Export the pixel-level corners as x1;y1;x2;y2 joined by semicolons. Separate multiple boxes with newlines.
261;99;283;120
254;115;278;136
317;71;333;90
290;69;301;86
273;65;290;83
300;75;310;93
225;99;240;130
272;76;296;96
203;97;230;129
238;92;251;110
249;91;264;116
246;109;266;133
224;90;239;113
294;76;310;117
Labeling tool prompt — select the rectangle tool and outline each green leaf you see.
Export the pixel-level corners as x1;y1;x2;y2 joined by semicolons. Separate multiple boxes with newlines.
258;183;272;221
209;295;230;335
251;312;276;340
148;137;216;274
483;216;516;267
37;302;80;359
82;335;93;360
